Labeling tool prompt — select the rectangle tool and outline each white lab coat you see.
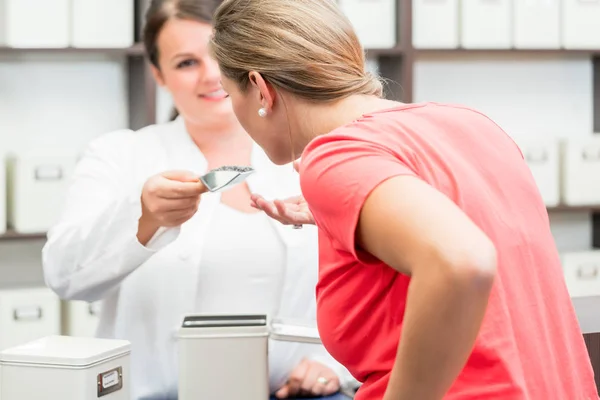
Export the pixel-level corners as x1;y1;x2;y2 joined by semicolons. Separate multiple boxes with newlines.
42;117;352;400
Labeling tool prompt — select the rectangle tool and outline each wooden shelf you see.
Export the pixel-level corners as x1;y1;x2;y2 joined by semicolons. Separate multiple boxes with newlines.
365;46;405;57
547;205;600;213
0;230;46;241
411;48;600;56
0;43;145;56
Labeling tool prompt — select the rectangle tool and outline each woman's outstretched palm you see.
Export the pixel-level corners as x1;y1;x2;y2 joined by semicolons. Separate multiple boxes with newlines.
250;193;315;226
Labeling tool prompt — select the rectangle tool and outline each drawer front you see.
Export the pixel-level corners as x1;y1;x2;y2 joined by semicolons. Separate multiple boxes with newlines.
0;287;61;351
562;0;600;49
413;0;459;49
513;0;560;48
561;139;600;206
338;0;397;49
71;0;135;47
461;0;511;48
562;252;600;298
63;300;101;337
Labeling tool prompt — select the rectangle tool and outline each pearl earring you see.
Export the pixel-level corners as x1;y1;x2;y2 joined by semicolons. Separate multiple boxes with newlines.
258;108;267;117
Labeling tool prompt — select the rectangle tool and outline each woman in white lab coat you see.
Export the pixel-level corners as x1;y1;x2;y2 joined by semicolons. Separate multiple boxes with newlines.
41;1;352;399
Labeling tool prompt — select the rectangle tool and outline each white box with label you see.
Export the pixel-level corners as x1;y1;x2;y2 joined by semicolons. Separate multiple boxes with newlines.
71;0;134;48
561;251;600;298
0;287;61;351
517;138;560;207
461;0;512;49
6;150;77;234
0;335;130;400
513;0;560;49
0;0;69;48
560;137;600;206
413;0;459;49
338;0;396;49
62;301;101;338
562;0;600;49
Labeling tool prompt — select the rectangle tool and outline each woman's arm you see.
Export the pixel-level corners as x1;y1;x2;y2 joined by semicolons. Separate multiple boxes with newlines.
357;175;497;400
297;134;498;400
42;131;180;302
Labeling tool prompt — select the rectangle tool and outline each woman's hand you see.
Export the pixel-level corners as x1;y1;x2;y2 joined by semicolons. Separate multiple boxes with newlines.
275;359;340;398
250;159;315;226
137;170;207;244
250;194;315;226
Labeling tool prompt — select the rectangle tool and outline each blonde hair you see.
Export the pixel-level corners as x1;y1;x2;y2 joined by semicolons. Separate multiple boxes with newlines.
209;0;383;102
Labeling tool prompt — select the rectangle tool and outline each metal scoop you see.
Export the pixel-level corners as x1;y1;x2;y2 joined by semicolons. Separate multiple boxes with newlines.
199;165;255;193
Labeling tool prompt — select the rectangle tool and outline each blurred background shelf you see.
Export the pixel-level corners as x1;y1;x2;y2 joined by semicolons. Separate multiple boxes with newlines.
411;49;600;56
0;43;145;55
547;206;600;213
0;230;46;241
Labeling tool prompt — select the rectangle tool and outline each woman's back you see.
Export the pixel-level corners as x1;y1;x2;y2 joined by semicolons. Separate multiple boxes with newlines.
305;102;597;399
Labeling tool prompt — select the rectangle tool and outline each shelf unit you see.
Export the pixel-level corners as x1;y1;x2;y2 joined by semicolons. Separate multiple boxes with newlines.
1;0;599;238
2;0;600;390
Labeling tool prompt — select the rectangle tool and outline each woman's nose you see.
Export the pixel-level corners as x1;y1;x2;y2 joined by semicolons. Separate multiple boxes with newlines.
200;57;221;84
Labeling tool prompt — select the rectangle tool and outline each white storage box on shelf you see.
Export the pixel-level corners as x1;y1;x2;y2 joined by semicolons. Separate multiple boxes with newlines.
62;300;102;338
0;154;6;235
513;0;560;49
412;0;459;49
0;0;69;48
177;315;326;400
561;251;600;298
71;0;134;48
0;286;61;351
0;335;131;400
516;138;560;207
562;0;600;49
560;136;600;206
6;150;77;234
460;0;511;49
337;0;396;49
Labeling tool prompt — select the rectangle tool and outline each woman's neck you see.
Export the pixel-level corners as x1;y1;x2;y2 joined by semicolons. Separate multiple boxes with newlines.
183;116;252;156
291;95;398;156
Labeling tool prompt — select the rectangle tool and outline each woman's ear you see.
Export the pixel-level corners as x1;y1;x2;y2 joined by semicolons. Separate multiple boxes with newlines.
248;71;276;112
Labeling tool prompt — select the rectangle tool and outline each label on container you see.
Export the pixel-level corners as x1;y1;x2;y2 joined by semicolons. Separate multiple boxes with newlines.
97;367;123;397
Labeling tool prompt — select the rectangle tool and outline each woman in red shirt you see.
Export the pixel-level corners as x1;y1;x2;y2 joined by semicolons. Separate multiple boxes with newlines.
210;0;598;399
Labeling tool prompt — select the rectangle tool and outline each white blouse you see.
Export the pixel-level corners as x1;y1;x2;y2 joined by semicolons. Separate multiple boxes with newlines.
197;202;291;392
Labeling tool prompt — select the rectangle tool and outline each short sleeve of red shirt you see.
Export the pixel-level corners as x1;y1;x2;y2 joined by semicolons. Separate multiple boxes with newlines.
300;130;417;261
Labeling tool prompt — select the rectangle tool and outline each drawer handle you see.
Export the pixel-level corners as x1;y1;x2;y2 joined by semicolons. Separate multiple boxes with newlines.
525;148;548;163
89;303;101;316
13;306;43;321
577;263;599;280
581;147;600;161
34;165;63;181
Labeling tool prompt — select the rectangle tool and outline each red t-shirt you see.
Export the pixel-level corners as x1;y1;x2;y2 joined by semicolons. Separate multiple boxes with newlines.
299;102;597;400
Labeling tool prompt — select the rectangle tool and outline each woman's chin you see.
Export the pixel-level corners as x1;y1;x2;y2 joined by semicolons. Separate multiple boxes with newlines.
184;102;237;123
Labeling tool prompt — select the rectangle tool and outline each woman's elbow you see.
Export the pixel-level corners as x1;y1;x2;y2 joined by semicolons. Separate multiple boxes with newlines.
43;263;70;300
452;240;498;292
446;238;497;293
41;245;74;300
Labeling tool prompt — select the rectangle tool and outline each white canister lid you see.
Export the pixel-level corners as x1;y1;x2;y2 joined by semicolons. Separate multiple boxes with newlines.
269;319;322;344
176;314;269;339
0;335;131;367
